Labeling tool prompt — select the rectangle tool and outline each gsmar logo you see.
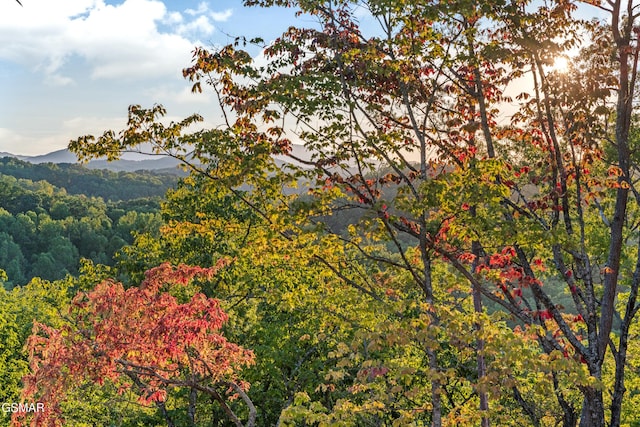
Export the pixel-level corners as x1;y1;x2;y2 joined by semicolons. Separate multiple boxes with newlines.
2;402;45;414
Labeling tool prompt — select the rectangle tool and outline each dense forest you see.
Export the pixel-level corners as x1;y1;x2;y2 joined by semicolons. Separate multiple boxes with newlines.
6;0;640;427
0;157;178;201
0;158;172;287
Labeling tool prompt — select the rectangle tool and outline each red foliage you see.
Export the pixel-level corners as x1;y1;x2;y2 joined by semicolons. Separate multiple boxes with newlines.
537;310;553;321
15;261;254;427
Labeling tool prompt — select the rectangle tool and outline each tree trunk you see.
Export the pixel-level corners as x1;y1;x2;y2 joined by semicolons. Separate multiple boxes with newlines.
188;387;197;426
579;387;605;427
471;241;489;427
429;347;442;427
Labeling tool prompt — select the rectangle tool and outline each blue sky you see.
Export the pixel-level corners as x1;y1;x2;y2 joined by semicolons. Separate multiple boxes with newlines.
0;0;606;156
0;0;301;155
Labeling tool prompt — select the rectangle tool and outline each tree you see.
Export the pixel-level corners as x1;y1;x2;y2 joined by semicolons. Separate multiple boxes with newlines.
114;175;404;425
0;232;27;288
16;261;256;427
0;275;75;427
69;0;640;426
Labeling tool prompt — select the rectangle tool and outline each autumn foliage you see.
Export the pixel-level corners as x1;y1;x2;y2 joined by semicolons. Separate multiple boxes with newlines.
63;0;640;425
15;260;255;427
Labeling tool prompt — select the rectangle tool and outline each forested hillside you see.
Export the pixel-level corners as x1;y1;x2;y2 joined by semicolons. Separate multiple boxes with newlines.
0;161;166;287
0;157;178;200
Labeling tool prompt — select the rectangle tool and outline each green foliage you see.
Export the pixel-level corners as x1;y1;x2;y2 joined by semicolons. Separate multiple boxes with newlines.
0;276;73;417
117;178;370;425
0;157;178;201
0;172;163;286
19;262;255;427
57;0;640;426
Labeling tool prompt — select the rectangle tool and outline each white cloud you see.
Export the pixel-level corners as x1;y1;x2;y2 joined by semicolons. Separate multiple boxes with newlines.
0;115;127;156
0;111;198;156
184;2;232;22
46;74;75;87
62;115;125;132
0;0;251;155
0;127;17;142
177;15;215;36
185;1;208;16
164;11;183;25
0;0;212;84
210;9;232;22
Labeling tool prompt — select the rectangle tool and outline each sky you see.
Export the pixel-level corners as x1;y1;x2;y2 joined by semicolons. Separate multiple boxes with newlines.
0;0;606;157
0;0;302;155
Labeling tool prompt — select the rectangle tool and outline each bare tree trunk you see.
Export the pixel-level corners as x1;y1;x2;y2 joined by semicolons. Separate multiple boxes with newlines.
471;239;489;427
156;401;176;427
428;347;442;427
188;387;197;426
579;386;605;427
610;242;640;426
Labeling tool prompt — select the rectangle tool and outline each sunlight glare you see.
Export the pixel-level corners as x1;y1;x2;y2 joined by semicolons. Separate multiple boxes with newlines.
552;56;569;73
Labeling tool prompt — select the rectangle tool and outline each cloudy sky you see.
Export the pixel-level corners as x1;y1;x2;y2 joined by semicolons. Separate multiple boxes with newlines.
0;0;300;155
0;0;606;156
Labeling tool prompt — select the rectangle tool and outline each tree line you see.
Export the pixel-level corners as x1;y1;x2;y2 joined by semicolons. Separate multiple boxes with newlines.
0;168;164;288
0;157;178;201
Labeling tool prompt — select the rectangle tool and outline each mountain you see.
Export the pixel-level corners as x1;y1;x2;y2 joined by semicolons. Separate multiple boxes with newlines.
27;149;79;164
0;156;179;201
0;152;29;160
5;148;184;172
4;144;314;172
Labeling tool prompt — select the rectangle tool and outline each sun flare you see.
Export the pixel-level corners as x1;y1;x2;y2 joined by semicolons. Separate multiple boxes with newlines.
551;56;570;73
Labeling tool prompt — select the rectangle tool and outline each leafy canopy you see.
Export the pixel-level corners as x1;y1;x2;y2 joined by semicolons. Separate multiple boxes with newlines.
17;261;256;427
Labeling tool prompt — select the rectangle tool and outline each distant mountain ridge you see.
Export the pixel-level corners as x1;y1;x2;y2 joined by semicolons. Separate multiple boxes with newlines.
0;152;29;161
2;144;315;172
6;149;184;172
